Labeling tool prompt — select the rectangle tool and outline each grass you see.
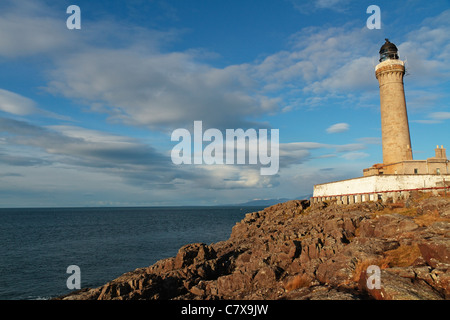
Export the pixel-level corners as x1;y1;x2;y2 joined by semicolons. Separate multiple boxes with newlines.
352;257;389;283
412;190;450;201
373;204;419;217
414;209;450;227
384;244;422;267
352;244;423;283
284;274;312;292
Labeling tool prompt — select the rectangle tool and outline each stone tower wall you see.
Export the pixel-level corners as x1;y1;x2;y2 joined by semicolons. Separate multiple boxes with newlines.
375;60;413;164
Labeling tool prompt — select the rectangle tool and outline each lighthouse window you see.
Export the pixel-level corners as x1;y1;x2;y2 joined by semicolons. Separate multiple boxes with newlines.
380;53;389;62
414;168;418;174
437;168;441;175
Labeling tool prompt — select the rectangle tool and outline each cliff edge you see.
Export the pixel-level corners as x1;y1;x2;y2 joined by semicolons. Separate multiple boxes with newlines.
58;192;450;300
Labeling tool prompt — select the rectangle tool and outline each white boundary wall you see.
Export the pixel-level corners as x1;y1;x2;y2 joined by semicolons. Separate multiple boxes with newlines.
313;174;449;198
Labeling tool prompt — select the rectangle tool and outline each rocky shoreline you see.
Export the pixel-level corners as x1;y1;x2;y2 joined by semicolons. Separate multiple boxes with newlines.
58;192;449;300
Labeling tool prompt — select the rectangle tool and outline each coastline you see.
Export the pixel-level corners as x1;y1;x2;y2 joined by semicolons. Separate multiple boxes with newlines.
58;192;450;300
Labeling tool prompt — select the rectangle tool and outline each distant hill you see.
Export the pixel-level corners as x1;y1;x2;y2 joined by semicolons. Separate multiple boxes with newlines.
235;198;291;206
234;194;312;207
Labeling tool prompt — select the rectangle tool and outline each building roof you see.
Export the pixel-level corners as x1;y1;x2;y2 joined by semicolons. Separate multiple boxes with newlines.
379;38;398;54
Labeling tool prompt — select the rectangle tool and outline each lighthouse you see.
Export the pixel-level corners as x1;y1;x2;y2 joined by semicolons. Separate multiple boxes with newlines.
311;38;449;205
375;39;413;165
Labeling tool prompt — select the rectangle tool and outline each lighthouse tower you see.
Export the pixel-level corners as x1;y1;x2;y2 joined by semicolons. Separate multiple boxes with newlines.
311;38;449;206
375;39;413;165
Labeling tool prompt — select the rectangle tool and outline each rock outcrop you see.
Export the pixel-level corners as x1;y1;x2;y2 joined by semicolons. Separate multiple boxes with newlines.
58;192;450;300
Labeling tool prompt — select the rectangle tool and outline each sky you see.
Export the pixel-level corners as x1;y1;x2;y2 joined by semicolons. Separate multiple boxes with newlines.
0;0;449;207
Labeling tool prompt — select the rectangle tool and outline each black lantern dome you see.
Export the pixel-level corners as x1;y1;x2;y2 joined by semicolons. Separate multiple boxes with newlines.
379;38;399;62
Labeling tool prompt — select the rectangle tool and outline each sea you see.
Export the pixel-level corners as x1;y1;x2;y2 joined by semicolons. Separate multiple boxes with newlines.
0;206;265;300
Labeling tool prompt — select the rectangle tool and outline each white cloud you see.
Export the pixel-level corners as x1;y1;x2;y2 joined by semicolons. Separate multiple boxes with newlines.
0;89;69;120
429;112;450;120
315;0;351;9
0;117;283;192
277;141;367;169
308;56;377;93
46;48;279;131
254;10;450;114
340;152;370;160
0;2;279;131
411;119;441;124
326;122;349;133
1;1;449;206
250;24;384;113
4;1;447;133
413;111;450;124
399;10;450;86
0;117;176;180
0;1;79;58
0;0;178;58
357;137;381;145
190;165;277;189
333;143;364;152
0;89;38;115
289;0;353;13
0;116;370;196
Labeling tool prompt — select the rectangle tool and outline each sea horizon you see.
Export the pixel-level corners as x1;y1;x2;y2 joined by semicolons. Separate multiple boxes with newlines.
0;205;266;300
0;204;266;209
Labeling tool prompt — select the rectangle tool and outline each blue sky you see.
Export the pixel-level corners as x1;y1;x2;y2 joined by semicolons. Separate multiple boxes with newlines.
0;0;449;207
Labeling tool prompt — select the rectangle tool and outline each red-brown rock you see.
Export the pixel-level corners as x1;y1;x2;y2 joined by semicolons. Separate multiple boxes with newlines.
57;194;450;301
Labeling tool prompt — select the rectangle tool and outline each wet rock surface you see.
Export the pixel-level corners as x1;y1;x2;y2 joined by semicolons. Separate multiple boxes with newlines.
57;193;450;300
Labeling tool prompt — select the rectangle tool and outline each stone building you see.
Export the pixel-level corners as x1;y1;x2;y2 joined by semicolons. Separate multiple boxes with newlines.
312;39;449;204
363;145;449;176
363;39;449;177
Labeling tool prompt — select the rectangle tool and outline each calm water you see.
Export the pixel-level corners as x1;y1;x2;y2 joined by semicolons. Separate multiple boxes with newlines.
0;206;264;300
